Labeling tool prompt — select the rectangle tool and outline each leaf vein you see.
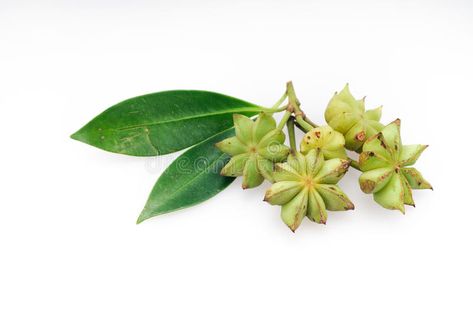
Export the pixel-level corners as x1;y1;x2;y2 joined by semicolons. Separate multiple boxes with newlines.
146;153;228;210
116;108;260;131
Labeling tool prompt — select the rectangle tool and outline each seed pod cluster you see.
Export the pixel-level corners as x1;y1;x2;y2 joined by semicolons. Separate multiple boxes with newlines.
358;119;432;213
325;84;384;151
216;83;432;231
264;149;353;231
216;112;290;189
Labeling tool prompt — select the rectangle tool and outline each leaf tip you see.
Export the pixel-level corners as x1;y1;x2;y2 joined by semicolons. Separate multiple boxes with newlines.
136;209;151;224
70;128;88;144
70;130;80;141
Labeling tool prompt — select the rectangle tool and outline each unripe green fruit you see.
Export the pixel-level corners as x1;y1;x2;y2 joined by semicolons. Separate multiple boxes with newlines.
300;125;347;159
358;119;432;213
264;149;353;231
216;113;290;189
325;84;384;151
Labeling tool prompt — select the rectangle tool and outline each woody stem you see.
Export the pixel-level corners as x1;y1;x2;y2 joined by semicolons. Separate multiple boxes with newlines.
348;157;361;171
286;81;314;132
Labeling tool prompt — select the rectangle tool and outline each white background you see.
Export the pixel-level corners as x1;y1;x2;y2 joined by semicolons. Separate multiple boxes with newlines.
1;1;472;313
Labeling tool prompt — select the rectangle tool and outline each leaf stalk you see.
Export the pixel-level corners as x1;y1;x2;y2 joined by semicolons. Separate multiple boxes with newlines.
286;116;297;152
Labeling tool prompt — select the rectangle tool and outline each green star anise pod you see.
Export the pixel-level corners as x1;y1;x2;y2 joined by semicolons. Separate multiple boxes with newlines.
300;125;347;159
325;84;384;151
216;113;290;189
358;119;432;213
264;149;354;231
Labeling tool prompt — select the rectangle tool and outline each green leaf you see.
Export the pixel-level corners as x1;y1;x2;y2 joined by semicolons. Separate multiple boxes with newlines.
71;90;263;156
137;128;236;223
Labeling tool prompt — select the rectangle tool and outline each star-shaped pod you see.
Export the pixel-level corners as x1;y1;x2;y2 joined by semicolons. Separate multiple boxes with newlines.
216;113;290;189
358;119;432;213
264;149;353;231
325;84;384;151
300;125;347;159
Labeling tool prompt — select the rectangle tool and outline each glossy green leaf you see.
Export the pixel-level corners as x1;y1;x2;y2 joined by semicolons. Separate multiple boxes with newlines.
137;128;236;223
71;90;263;156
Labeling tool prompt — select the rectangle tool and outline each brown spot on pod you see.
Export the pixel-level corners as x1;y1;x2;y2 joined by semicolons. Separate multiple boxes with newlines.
361;180;376;193
355;131;366;141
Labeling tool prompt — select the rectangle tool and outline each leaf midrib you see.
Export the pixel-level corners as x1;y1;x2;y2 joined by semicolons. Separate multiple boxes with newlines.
146;152;228;211
116;107;261;131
